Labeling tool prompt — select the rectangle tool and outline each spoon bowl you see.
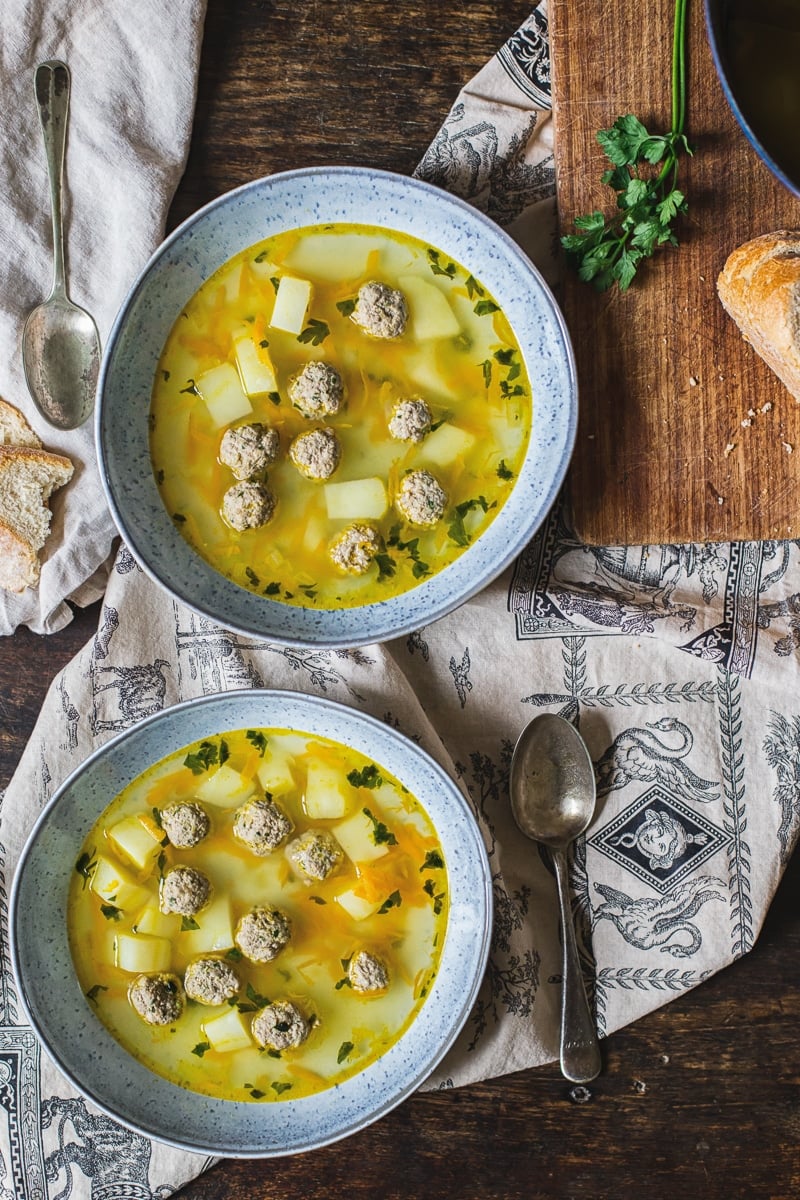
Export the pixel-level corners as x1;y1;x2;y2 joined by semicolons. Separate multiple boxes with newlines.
22;60;100;431
510;712;601;1083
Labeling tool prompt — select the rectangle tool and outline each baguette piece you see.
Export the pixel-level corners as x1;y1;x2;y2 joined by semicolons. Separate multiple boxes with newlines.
0;397;42;448
717;230;800;402
0;446;74;593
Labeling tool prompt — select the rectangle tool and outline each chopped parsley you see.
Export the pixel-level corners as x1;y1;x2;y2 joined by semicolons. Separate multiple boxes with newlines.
420;850;445;871
237;982;270;1013
246;729;268;755
85;984;107;1003
100;903;122;922
226;946;244;962
337;1041;355;1064
179;379;200;396
253;249;269;263
245;1084;267;1098
270;275;281;292
427;248;456;278
267;391;281;406
245;566;260;587
184;739;221;775
363;807;397;846
474;299;499;316
180;915;200;931
336;297;357;316
271;1081;293;1095
446;496;494;547
481;359;492;388
191;1041;211;1057
497;459;514;481
377;889;402;914
308;895;327;905
75;850;97;889
263;581;281;596
374;553;396;581
297;319;330;345
348;763;383;790
465;274;484;299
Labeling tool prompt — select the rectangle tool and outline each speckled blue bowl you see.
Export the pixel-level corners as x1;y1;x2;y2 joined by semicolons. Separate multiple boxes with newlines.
96;166;576;646
10;689;492;1157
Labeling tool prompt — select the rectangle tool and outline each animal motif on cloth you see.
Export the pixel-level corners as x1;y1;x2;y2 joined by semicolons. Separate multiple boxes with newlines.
592;876;725;958
594;718;719;803
607;807;709;871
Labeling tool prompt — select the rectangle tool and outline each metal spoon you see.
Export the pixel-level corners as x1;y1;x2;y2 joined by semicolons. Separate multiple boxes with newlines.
22;60;100;430
510;712;601;1083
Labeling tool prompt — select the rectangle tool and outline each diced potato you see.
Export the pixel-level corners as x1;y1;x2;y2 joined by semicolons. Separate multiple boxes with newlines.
269;276;312;334
302;514;328;555
256;752;296;797
283;233;383;282
203;1007;253;1053
106;816;162;872
335;887;381;921
134;903;179;938
180;896;235;954
115;933;171;974
333;809;389;864
249;253;279;279
214;261;243;303
303;758;354;819
324;476;388;521
90;856;151;911
195;764;256;808
398;274;460;341
233;335;278;398
417;422;476;466
196;363;253;428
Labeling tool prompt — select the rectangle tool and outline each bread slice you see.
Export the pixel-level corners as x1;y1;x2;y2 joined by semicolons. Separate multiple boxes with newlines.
0;446;74;592
717;230;800;402
0;397;42;448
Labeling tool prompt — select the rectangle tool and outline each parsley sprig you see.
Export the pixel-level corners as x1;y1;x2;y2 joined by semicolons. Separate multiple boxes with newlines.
561;0;690;292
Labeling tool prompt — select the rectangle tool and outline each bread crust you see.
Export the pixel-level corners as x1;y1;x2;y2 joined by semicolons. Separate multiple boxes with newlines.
0;398;41;448
0;444;74;593
717;229;800;401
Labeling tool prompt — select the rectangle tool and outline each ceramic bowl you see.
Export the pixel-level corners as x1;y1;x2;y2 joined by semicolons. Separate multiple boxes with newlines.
705;0;800;199
10;689;492;1157
96;166;576;647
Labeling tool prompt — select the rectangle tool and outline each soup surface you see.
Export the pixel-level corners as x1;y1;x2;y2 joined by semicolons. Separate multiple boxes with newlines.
149;222;532;607
68;728;448;1103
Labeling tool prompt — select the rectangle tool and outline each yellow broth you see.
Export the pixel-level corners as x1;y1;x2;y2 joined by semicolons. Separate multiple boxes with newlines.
149;222;532;607
68;728;448;1103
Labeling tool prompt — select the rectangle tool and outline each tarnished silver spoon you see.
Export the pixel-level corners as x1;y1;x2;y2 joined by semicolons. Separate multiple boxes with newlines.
22;60;100;431
510;712;601;1083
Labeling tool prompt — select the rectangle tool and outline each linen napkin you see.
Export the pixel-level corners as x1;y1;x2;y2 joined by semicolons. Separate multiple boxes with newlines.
0;0;207;636
4;4;800;1198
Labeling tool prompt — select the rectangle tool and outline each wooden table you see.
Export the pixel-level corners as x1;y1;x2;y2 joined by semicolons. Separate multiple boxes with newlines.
3;3;799;1196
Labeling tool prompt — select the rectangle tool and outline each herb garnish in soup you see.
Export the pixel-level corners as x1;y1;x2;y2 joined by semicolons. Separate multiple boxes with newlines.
68;728;448;1102
149;222;532;607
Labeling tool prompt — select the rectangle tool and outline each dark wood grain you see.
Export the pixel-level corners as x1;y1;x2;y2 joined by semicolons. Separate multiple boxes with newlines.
552;0;800;544
3;3;800;1197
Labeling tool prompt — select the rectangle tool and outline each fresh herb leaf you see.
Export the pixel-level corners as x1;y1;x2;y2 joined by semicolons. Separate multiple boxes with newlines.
561;0;691;291
420;849;445;871
308;895;327;905
337;1040;355;1064
267;391;281;406
271;1081;293;1095
238;982;270;1013
465;274;484;299
179;379;201;396
348;763;383;789
374;553;396;581
270;276;281;292
427;248;456;278
336;298;357;316
184;740;219;775
481;359;492;388
363;807;398;846
181;916;200;931
172;513;186;523
245;1084;267;1097
377;889;402;914
245;566;260;587
446;496;493;548
100;903;122;922
474;299;499;316
254;249;269;262
497;459;514;481
246;729;268;755
297;319;330;345
264;581;281;596
161;369;170;382
226;946;244;962
75;850;97;889
192;1041;211;1057
219;738;229;765
335;976;352;990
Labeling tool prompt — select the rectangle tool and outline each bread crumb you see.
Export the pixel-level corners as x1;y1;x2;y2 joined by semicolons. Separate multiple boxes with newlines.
689;376;698;387
747;408;756;417
718;495;725;505
741;417;752;427
783;441;793;453
760;402;773;413
724;442;736;456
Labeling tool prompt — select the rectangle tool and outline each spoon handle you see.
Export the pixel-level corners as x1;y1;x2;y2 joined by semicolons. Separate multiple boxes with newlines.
33;60;70;299
552;846;601;1083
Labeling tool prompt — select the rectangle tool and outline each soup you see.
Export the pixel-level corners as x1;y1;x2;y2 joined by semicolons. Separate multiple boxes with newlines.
149;222;532;608
68;728;448;1103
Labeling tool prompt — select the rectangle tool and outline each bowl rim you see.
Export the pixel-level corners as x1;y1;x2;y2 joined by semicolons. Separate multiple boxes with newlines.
9;688;493;1157
96;164;578;648
703;0;800;200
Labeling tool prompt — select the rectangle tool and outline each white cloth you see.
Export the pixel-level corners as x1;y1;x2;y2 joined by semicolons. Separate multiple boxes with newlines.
0;0;207;635
4;4;800;1197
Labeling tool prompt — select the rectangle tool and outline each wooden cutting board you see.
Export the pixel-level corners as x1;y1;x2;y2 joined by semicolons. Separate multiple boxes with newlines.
551;0;800;544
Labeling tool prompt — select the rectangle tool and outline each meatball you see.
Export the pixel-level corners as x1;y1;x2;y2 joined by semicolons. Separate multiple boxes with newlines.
160;801;210;849
235;906;291;963
351;281;408;339
221;480;276;531
348;950;389;994
219;423;280;480
251;1000;311;1051
395;469;447;527
388;398;432;443
233;796;293;855
160;865;211;917
129;973;184;1026
289;427;341;481
184;957;240;1006
288;361;344;419
286;830;343;881
329;522;381;575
